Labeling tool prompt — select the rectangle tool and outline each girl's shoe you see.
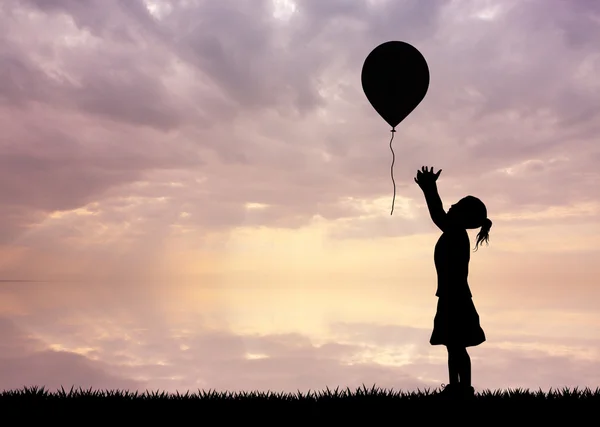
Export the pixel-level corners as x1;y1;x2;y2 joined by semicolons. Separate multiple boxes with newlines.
434;383;458;399
460;384;476;399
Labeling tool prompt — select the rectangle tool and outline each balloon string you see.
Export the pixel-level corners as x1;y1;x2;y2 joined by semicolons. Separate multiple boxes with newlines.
389;128;396;215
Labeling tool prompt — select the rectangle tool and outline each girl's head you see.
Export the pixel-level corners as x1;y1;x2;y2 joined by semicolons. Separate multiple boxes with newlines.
447;195;492;251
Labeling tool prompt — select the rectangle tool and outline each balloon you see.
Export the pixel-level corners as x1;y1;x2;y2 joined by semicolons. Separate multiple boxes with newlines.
361;41;430;129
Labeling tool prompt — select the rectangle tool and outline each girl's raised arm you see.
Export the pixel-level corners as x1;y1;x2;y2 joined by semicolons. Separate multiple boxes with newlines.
414;167;447;231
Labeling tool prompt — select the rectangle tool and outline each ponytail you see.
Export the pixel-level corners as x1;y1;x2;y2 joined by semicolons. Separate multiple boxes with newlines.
474;218;492;251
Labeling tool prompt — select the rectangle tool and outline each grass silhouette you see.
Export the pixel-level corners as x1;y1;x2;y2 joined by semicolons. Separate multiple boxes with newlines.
1;384;597;421
2;384;598;401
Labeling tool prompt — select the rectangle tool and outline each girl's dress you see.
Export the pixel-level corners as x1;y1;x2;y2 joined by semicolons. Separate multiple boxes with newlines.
430;228;486;347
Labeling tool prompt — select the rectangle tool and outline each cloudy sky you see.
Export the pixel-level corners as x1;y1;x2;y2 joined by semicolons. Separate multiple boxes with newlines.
1;0;599;394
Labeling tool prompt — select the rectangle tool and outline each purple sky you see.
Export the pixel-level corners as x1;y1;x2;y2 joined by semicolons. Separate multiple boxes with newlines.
0;0;599;393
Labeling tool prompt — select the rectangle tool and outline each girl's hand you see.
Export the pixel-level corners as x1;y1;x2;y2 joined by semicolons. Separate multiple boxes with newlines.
414;166;442;190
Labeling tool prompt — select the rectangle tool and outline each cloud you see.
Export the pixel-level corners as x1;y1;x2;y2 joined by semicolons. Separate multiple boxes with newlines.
0;0;598;251
2;313;598;393
0;317;143;391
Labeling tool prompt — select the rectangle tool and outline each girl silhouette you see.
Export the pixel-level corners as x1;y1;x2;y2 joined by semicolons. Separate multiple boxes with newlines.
414;166;491;399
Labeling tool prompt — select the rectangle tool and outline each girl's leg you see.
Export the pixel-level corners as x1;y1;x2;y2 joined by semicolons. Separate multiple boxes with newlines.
461;348;472;386
448;347;471;387
446;346;460;385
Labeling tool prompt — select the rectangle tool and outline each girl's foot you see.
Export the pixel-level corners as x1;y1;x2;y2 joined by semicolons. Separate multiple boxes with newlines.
434;383;459;399
460;384;475;399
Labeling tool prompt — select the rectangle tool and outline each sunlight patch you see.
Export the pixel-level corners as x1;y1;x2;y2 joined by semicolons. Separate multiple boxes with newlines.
144;0;173;20
472;3;504;21
245;353;270;360
48;207;98;219
496;156;569;177
272;0;297;21
342;344;417;367
337;196;418;219
245;202;269;210
48;343;96;356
